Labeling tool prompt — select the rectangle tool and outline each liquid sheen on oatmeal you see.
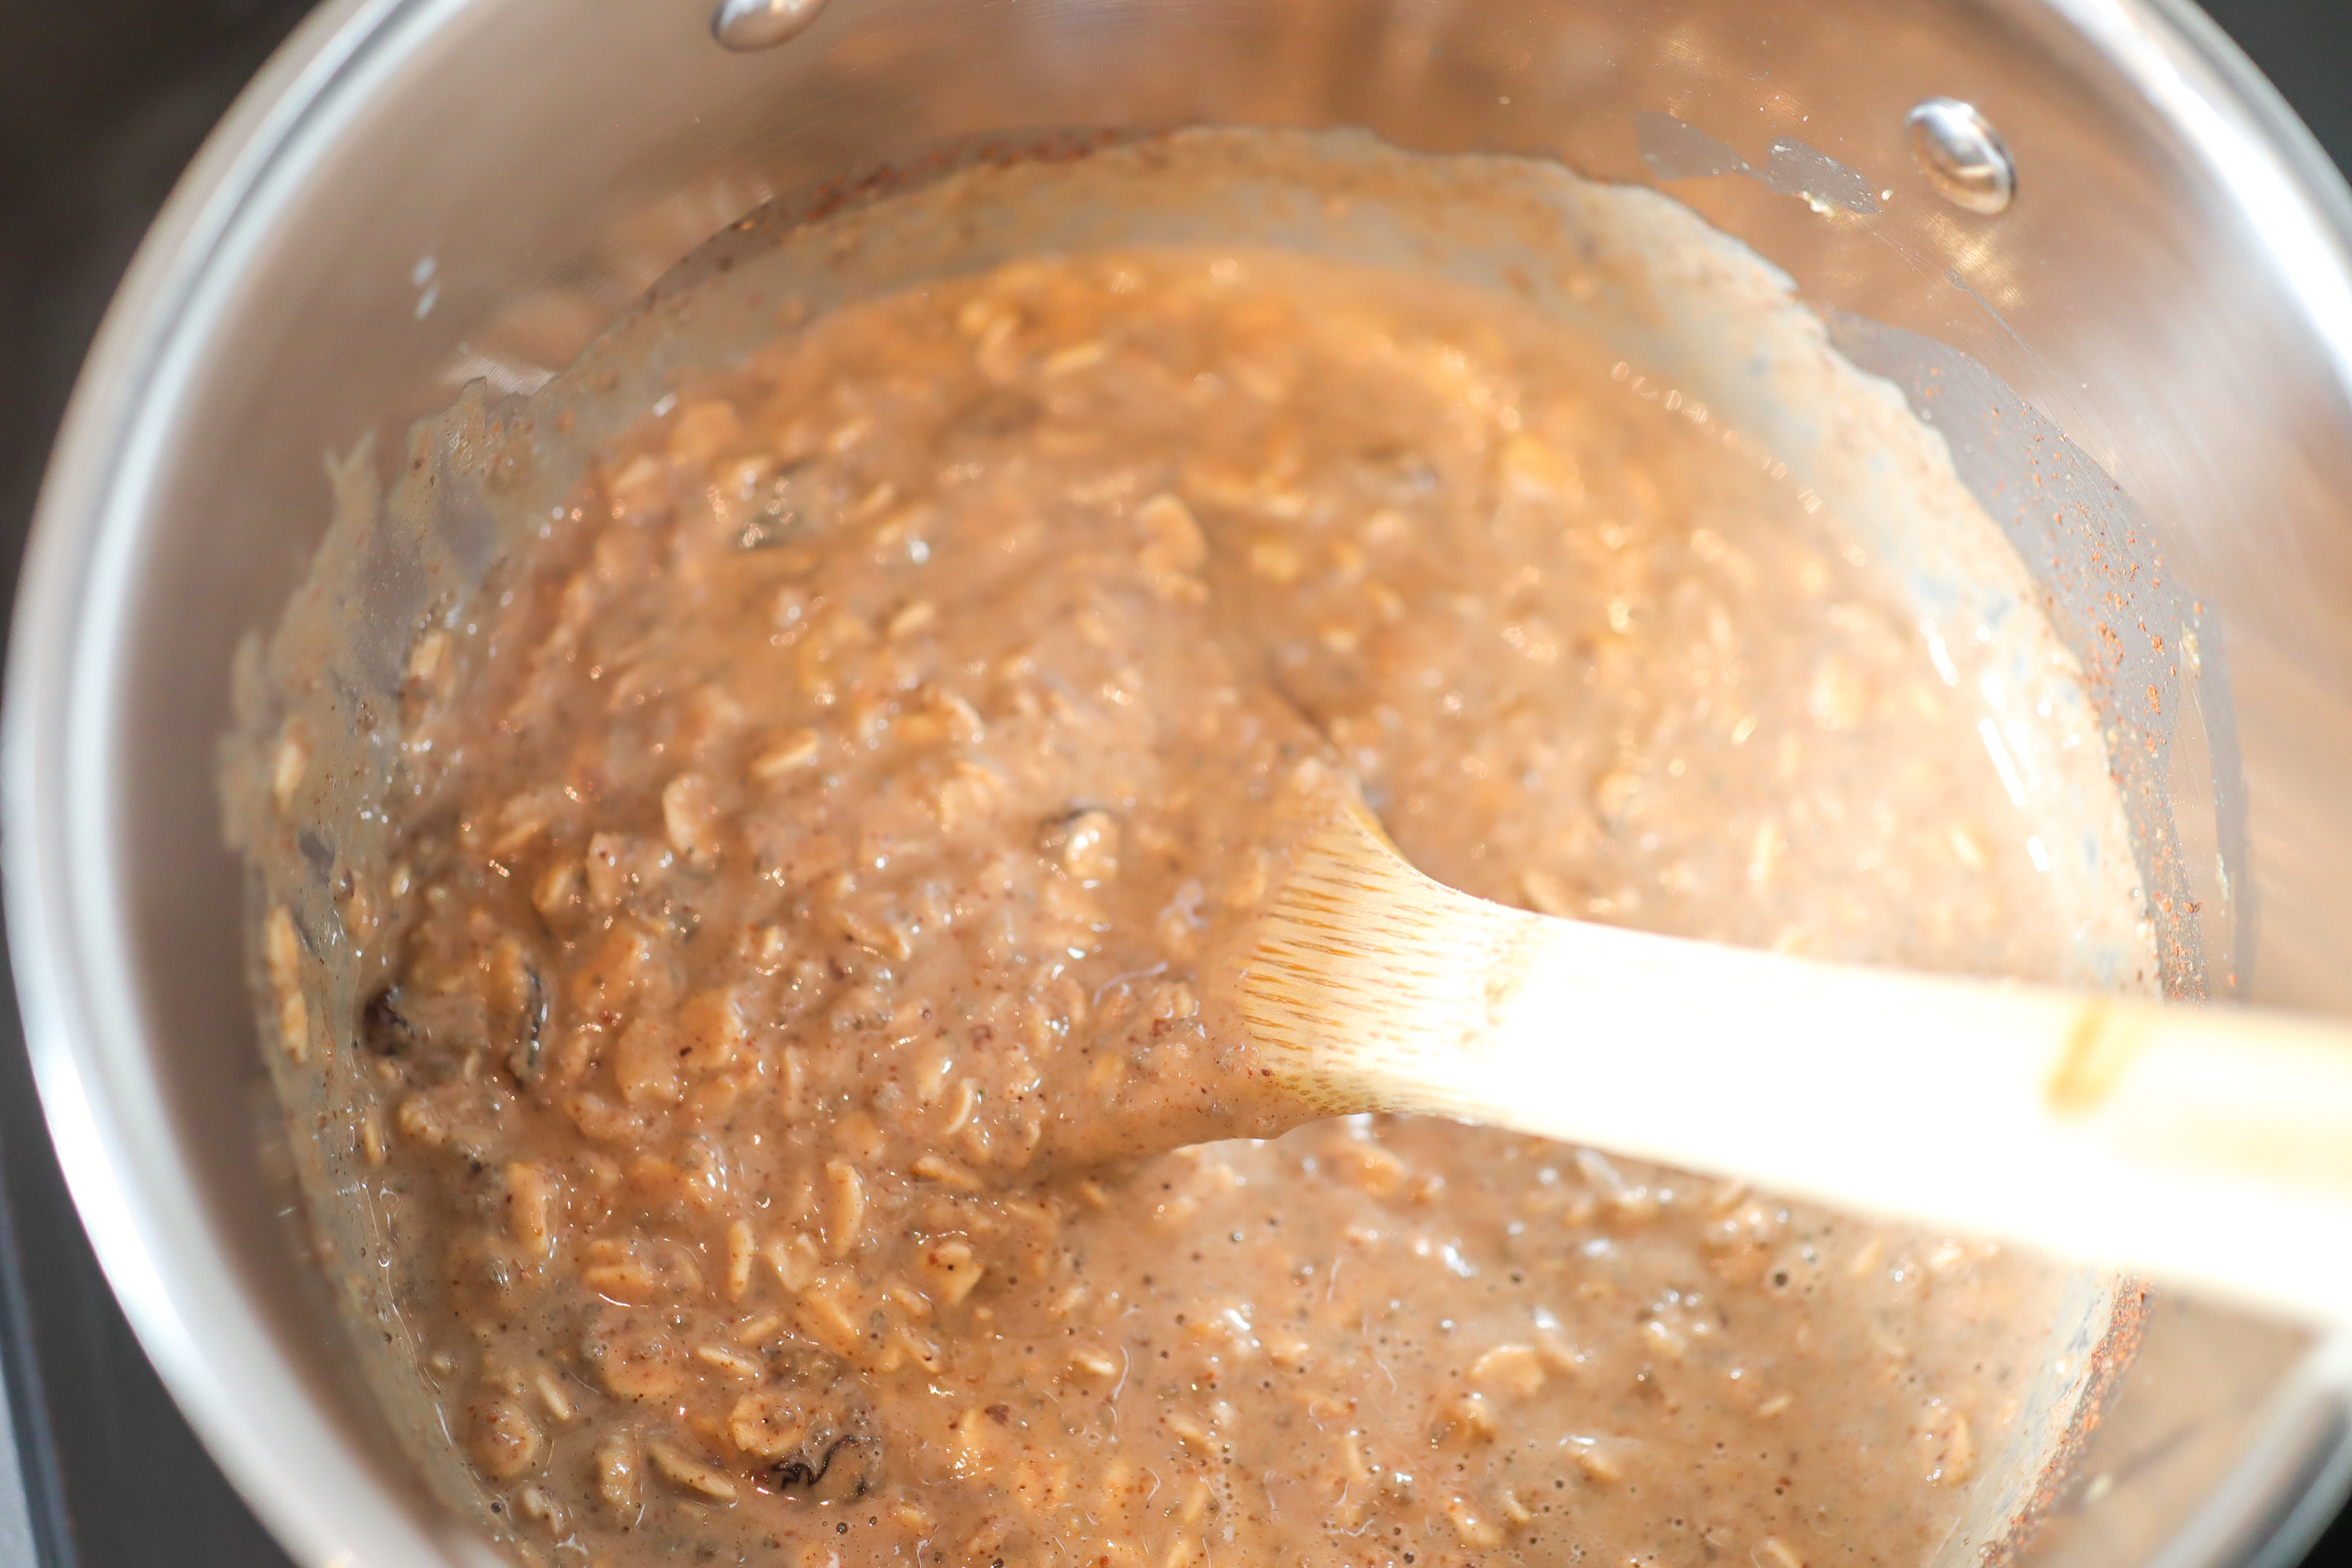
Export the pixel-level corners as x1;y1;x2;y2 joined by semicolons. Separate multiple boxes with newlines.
318;248;2101;1568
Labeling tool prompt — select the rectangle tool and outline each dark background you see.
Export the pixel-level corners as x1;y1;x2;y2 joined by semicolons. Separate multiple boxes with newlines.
1;1;2348;1564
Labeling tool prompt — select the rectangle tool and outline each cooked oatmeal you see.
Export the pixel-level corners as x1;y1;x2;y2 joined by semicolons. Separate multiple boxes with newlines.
273;245;2125;1568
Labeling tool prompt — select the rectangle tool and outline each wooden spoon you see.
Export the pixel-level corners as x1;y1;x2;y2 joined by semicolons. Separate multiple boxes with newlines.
1223;798;2352;1324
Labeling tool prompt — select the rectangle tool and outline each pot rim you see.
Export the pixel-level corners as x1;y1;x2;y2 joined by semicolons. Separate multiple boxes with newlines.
8;2;2352;1565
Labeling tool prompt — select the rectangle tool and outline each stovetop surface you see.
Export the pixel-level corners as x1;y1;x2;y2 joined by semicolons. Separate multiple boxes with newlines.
2;2;2349;1563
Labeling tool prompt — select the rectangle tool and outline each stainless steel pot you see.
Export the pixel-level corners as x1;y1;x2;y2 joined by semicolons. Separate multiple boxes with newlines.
11;1;2352;1565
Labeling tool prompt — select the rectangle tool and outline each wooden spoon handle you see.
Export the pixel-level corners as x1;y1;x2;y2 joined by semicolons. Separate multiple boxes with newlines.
1245;804;2352;1322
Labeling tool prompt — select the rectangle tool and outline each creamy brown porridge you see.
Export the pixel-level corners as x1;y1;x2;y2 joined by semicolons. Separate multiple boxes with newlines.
253;239;2132;1568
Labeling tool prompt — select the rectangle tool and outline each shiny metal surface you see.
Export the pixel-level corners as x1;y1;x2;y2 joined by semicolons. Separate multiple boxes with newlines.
1907;96;2018;213
7;1;2352;1566
710;0;829;51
